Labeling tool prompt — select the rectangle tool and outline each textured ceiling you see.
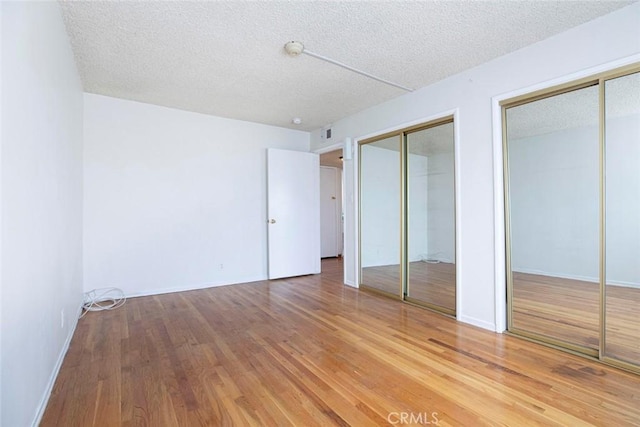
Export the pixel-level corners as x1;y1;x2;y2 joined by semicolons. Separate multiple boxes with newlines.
362;122;454;157
507;72;640;140
59;1;634;132
408;123;455;156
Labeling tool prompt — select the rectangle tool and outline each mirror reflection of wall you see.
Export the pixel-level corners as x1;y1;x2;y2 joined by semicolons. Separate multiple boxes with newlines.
360;135;402;296
604;71;640;365
504;67;640;371
506;85;601;351
406;123;456;312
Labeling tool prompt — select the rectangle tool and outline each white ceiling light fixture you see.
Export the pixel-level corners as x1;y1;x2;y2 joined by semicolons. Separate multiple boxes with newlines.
284;41;304;56
291;117;302;125
283;41;414;92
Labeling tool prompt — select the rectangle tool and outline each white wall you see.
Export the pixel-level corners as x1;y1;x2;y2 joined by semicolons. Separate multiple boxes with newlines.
0;4;4;423
426;151;455;263
337;168;344;256
509;125;600;282
408;153;430;263
1;3;84;426
342;144;357;286
361;147;454;267
606;113;640;286
311;3;640;330
83;94;310;296
509;113;639;287
360;145;400;267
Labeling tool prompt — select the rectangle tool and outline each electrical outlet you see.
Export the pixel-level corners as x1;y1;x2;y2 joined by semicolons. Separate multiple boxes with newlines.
61;309;65;329
219;263;224;270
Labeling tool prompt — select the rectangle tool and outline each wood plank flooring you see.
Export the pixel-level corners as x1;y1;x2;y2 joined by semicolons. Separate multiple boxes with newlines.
512;272;640;364
512;272;600;350
42;258;640;426
361;262;456;311
362;265;638;364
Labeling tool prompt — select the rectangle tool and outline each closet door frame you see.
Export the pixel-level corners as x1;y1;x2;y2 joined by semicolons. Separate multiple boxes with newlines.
403;119;457;316
358;116;457;317
501;62;640;374
358;132;404;300
600;66;640;373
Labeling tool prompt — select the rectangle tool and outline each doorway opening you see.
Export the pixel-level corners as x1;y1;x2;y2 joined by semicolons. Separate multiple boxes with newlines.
319;149;344;263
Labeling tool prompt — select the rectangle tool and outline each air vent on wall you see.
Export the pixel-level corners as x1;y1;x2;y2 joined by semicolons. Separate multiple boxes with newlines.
321;125;332;140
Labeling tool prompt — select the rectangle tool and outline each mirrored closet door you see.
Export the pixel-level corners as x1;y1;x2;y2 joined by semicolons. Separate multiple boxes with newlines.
503;65;640;372
405;122;456;314
359;117;457;316
360;135;403;297
603;71;640;369
505;84;601;354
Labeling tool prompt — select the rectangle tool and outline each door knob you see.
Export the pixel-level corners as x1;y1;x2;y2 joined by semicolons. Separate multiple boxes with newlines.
270;219;276;224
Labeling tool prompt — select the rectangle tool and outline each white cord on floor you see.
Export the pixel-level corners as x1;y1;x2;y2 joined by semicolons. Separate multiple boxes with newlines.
80;287;126;318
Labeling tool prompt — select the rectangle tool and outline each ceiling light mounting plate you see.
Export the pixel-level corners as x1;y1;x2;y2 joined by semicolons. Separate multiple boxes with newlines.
284;41;304;56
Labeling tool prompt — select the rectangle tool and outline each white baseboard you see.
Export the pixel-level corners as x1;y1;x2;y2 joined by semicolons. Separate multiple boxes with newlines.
513;267;640;289
607;280;640;289
344;279;357;288
121;274;362;299
417;258;454;265
458;315;496;332
513;267;598;283
123;275;268;299
31;302;83;427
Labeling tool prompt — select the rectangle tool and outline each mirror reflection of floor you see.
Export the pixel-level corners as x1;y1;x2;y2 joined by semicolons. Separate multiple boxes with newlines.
361;261;456;311
512;272;640;365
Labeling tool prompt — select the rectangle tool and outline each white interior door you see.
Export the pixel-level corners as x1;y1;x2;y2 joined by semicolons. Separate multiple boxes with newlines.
267;148;320;279
320;166;340;258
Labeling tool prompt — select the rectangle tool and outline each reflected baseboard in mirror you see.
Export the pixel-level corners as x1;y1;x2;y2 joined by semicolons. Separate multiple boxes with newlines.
512;271;640;365
406;261;455;312
361;264;402;297
362;261;456;312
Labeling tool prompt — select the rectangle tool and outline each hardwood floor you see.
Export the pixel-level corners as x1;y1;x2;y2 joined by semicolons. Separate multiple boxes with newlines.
512;272;640;364
42;258;640;426
362;265;638;364
361;262;401;295
512;272;600;350
604;284;640;364
361;262;456;311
